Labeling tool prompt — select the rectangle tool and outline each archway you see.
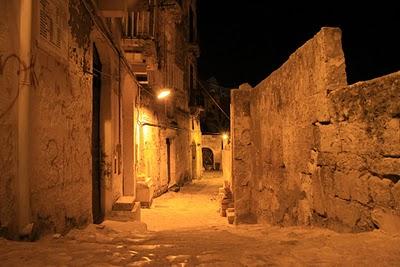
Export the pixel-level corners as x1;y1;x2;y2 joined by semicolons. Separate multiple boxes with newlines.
202;147;214;171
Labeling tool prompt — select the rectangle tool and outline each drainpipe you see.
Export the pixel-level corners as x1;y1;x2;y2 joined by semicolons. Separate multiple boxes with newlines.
17;0;32;235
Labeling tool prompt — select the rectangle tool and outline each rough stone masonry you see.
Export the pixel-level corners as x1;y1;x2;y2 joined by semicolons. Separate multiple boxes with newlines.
231;27;400;232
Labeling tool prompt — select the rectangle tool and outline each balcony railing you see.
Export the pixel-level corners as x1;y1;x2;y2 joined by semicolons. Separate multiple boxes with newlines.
123;11;155;39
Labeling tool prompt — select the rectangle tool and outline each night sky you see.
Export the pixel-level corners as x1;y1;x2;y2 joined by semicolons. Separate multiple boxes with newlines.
198;2;400;88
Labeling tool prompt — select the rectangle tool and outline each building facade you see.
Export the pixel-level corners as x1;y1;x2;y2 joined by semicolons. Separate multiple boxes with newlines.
120;0;202;198
0;0;202;239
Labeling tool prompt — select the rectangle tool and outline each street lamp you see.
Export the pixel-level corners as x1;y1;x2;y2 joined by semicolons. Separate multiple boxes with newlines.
157;89;171;99
157;89;171;117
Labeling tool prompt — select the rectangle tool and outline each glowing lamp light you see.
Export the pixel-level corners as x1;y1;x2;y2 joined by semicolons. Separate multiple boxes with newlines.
157;89;171;99
222;133;229;140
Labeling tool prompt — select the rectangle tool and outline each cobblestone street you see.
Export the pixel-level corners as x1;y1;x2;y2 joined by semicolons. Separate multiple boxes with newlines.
1;172;400;266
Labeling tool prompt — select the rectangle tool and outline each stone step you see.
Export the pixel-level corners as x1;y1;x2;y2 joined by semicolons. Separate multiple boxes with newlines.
112;196;136;211
108;201;141;222
227;208;235;224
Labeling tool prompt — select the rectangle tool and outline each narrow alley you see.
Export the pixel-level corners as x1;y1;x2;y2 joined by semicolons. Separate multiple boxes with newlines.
1;171;400;266
141;171;227;231
1;1;400;266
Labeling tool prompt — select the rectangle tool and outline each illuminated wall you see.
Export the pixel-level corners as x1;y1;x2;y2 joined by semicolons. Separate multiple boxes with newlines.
232;27;400;232
0;0;139;237
131;0;202;196
0;0;20;238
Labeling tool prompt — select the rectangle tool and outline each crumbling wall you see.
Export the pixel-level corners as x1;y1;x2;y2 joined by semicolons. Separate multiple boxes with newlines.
231;27;400;232
1;0;139;236
232;28;347;226
249;28;347;227
28;0;94;233
0;0;19;236
318;72;400;232
231;86;253;222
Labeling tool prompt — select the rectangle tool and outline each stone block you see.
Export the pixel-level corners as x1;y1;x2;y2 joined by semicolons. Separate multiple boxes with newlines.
371;208;400;234
317;124;341;153
319;166;335;197
109;201;141;222
350;174;369;205
316;152;335;167
368;176;393;207
19;223;37;241
112;196;136;211
339;122;372;154
370;158;400;179
331;198;360;228
335;152;365;172
227;208;235;224
234;196;251;220
392;182;400;211
333;171;353;201
220;208;227;217
382;118;400;155
136;178;154;208
297;199;311;225
312;180;327;216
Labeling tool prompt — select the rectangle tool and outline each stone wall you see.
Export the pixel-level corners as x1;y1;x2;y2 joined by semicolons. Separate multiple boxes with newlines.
0;0;138;236
137;100;194;195
27;0;97;234
231;85;253;222
0;0;20;237
321;72;400;232
231;27;400;232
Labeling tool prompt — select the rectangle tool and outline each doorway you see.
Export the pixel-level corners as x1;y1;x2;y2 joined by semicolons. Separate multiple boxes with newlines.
166;138;171;184
92;44;103;224
191;142;197;179
202;148;214;171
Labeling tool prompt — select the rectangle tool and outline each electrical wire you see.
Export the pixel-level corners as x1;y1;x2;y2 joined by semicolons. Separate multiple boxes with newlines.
197;79;230;121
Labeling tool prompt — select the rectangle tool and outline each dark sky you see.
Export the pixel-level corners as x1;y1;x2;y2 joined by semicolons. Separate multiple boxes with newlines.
198;2;400;88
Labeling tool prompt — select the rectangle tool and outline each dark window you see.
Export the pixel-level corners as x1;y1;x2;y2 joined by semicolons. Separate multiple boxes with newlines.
189;7;195;42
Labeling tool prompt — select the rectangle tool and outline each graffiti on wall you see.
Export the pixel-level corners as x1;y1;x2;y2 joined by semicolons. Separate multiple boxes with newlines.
0;53;38;120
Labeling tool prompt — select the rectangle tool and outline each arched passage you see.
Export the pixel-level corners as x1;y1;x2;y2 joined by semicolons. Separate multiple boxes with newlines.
202;147;214;171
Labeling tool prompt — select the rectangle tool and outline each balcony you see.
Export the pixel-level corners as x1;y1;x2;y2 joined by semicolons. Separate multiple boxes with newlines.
123;48;156;86
122;10;158;86
123;10;155;39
